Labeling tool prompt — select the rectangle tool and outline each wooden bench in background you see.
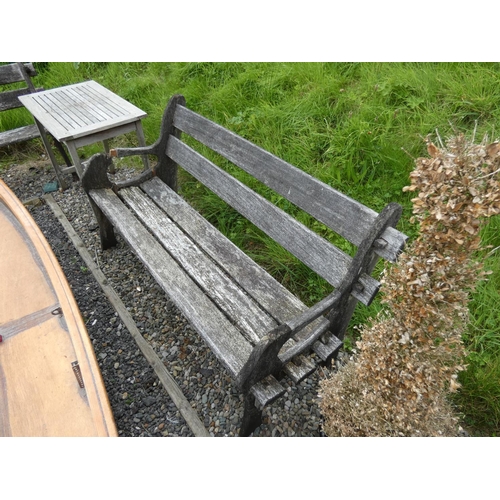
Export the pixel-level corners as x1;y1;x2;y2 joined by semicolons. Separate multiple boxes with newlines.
0;62;70;167
82;95;408;436
0;63;42;147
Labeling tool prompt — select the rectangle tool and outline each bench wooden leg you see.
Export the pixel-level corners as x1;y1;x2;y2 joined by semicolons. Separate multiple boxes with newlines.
81;154;118;250
88;197;117;250
240;392;263;437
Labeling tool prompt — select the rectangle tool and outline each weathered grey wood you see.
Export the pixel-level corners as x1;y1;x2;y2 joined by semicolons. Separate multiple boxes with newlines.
141;178;311;319
250;376;286;407
88;188;254;379
0;63;72;176
151;94;185;189
81;154;117;248
240;393;263;436
120;186;277;344
111;95;185;190
281;354;316;383
0;124;39;148
0;87;44;112
166;136;380;307
0;63;41;149
15;62;36;93
91;185;289;424
124;182;330;383
19;81;147;142
237;323;296;393
0;63;36;85
18;80;149;184
140;177;336;365
173;105;407;262
33;117;69;190
82;95;407;436
326;202;402;344
313;335;343;362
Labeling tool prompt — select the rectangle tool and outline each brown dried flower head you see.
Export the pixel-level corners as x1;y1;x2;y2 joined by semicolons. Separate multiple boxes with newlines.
319;133;500;436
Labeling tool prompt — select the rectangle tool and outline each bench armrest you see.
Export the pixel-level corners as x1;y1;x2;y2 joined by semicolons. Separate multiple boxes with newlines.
110;145;156;158
286;289;342;334
237;288;343;392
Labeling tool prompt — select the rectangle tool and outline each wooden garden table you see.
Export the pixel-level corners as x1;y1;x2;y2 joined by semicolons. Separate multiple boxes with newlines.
19;80;148;189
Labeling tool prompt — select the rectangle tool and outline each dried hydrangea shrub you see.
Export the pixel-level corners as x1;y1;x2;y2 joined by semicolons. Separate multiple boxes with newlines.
319;135;500;436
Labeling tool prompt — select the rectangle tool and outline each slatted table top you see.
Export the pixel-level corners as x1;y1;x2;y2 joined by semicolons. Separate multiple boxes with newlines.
19;80;147;142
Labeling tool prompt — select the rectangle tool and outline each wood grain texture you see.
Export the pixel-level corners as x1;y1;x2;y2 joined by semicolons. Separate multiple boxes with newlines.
120;185;277;344
0;63;36;85
140;178;335;369
0;180;116;436
173;104;407;262
0;124;39;148
166;136;380;306
18;80;147;142
0;87;44;112
83;96;408;435
0;63;42;148
89;188;254;379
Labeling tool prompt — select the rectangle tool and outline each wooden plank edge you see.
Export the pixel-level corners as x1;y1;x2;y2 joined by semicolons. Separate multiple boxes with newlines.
44;194;210;437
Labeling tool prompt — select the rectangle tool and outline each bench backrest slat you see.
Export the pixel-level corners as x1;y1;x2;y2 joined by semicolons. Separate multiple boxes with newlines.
173;105;406;262
0;63;37;86
0;87;42;112
1;63;41;115
166;135;380;306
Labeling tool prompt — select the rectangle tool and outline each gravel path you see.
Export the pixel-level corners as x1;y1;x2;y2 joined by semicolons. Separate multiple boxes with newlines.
1;157;339;437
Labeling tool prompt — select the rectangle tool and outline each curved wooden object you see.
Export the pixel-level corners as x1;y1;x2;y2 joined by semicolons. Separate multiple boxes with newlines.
0;180;117;436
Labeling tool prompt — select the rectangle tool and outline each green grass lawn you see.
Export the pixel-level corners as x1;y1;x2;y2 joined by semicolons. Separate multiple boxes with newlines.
1;61;499;435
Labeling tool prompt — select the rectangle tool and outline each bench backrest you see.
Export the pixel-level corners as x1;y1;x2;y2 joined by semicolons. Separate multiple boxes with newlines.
171;105;405;261
165;103;407;303
112;96;407;307
0;63;41;113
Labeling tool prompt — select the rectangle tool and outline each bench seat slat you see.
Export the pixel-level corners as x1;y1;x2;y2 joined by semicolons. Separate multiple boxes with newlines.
173;105;406;262
89;188;253;379
120;185;277;344
251;376;286;407
92;186;288;406
166;136;380;306
0;124;39;148
141;178;336;361
313;335;343;362
282;354;316;383
142;177;312;322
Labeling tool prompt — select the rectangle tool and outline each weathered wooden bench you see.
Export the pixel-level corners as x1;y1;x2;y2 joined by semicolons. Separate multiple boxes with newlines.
0;62;71;166
82;94;408;436
0;63;42;148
